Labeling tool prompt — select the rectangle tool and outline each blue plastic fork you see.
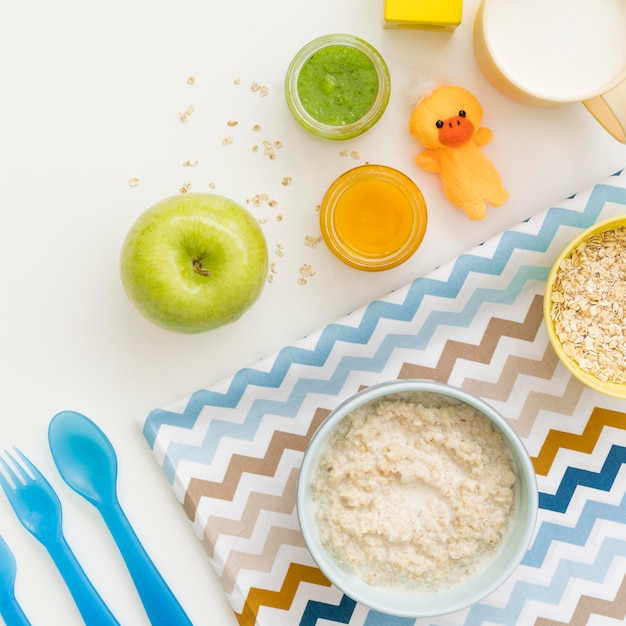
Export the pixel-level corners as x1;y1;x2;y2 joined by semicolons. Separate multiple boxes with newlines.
0;448;120;626
0;534;30;626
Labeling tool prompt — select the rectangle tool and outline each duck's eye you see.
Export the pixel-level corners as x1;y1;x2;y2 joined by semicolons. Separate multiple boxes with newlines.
436;120;444;128
459;110;466;117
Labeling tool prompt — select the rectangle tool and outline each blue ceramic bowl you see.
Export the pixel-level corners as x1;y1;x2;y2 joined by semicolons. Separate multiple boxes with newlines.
297;379;538;618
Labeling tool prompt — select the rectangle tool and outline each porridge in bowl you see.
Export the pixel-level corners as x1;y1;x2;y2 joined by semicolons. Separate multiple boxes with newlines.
310;395;517;591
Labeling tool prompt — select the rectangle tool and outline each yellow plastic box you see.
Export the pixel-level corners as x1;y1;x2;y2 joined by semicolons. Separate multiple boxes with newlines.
383;0;463;30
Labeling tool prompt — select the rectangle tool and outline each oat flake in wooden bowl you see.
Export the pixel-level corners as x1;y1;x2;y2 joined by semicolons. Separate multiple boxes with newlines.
544;215;626;399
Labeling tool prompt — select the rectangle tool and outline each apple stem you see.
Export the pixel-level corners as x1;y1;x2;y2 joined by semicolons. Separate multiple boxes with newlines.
192;259;211;277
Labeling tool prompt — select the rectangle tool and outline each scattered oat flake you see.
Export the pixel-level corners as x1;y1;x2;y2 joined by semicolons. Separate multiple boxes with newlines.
128;177;141;187
234;77;241;85
300;264;316;278
187;76;196;85
247;193;275;207
179;105;195;122
281;177;292;186
180;181;192;193
208;182;216;189
270;261;277;273
182;159;198;167
258;139;280;160
276;214;283;222
314;204;321;212
227;120;238;127
258;217;269;224
274;140;283;148
297;277;308;286
351;150;360;160
252;145;259;152
268;273;274;283
304;235;323;248
252;124;261;131
223;136;234;145
250;82;269;96
340;150;349;157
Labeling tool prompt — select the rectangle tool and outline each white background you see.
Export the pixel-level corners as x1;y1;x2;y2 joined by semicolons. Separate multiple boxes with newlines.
1;0;625;624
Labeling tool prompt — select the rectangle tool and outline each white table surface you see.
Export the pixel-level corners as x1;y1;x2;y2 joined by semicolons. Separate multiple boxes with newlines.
1;1;625;624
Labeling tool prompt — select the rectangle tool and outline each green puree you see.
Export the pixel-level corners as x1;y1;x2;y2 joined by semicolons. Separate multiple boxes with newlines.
297;44;379;126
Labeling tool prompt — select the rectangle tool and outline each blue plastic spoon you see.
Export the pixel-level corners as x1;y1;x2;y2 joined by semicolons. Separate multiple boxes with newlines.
48;410;192;626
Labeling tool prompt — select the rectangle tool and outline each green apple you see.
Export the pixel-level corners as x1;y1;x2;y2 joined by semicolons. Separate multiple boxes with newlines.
120;193;268;333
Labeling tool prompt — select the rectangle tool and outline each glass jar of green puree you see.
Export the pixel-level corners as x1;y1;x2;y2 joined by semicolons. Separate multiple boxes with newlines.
285;34;391;140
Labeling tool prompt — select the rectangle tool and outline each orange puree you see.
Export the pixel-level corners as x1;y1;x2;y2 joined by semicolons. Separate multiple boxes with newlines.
333;178;414;256
320;164;427;271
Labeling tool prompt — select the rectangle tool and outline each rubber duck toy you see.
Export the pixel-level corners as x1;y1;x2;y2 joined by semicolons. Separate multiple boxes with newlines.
409;85;508;220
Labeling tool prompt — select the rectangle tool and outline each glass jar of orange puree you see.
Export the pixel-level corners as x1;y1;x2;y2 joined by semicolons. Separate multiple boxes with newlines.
320;164;427;271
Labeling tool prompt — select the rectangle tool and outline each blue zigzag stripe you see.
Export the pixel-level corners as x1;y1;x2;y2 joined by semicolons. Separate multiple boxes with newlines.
143;183;626;485
300;594;356;626
522;446;626;567
464;535;626;625
364;612;416;625
538;445;626;513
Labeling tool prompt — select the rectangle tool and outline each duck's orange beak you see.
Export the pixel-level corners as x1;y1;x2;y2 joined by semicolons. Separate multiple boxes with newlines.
438;114;474;147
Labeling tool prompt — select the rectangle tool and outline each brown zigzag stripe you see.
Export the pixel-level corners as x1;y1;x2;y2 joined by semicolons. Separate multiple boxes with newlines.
534;572;626;625
222;526;306;594
183;408;330;520
506;375;584;439
532;407;626;476
462;343;585;439
398;294;544;383
235;562;330;626
202;467;300;559
463;343;559;400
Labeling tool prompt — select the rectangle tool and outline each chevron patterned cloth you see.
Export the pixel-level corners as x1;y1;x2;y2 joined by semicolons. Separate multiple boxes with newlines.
142;170;626;626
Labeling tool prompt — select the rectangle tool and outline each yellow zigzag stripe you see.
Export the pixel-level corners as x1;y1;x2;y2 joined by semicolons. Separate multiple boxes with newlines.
532;407;626;476
235;563;330;626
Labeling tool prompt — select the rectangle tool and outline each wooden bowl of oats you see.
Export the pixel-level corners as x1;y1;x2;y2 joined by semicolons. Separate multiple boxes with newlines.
544;215;626;399
297;379;538;618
